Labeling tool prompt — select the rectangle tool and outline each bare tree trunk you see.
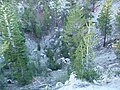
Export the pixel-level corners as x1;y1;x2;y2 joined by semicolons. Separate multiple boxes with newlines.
92;3;95;12
86;24;91;69
103;29;106;47
86;45;89;69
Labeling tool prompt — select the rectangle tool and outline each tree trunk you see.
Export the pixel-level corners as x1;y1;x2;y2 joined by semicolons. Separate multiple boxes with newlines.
86;45;89;69
103;29;106;47
92;3;95;12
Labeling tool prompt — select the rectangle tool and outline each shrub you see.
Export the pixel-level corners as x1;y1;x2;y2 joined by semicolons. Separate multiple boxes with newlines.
76;67;100;82
28;59;48;77
60;41;69;58
0;63;6;90
97;0;112;47
55;72;69;83
46;48;62;70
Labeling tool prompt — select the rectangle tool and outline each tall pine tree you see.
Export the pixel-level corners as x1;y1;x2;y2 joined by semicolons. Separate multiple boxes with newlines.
116;7;120;30
62;5;98;82
97;0;112;47
0;0;32;85
114;7;120;59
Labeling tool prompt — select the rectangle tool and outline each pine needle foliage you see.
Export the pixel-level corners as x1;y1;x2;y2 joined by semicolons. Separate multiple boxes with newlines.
0;0;32;85
97;0;112;47
116;7;120;30
114;7;120;59
62;5;99;82
21;0;50;37
46;48;62;70
114;40;120;59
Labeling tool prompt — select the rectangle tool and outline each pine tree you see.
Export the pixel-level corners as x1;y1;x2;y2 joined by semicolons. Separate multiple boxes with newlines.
49;0;60;27
0;0;32;85
97;0;112;47
114;7;120;59
62;5;98;82
114;40;120;59
21;0;50;50
21;0;41;35
43;0;50;30
50;0;70;28
116;7;120;30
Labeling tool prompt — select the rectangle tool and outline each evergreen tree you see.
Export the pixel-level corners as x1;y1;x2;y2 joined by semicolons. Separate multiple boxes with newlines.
116;7;120;30
21;0;50;50
79;0;94;21
50;0;70;28
62;5;98;82
42;0;50;31
97;0;112;47
0;0;32;85
114;7;120;59
49;0;60;27
21;0;41;36
113;39;120;59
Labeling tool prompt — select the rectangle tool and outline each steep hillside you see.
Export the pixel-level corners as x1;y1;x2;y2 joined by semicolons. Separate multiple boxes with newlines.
1;0;120;90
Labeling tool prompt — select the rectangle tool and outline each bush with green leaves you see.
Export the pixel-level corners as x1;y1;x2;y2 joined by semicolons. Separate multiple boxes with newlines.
97;0;112;47
60;41;69;58
46;48;62;70
28;61;48;77
55;72;69;83
0;63;6;90
77;66;100;82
